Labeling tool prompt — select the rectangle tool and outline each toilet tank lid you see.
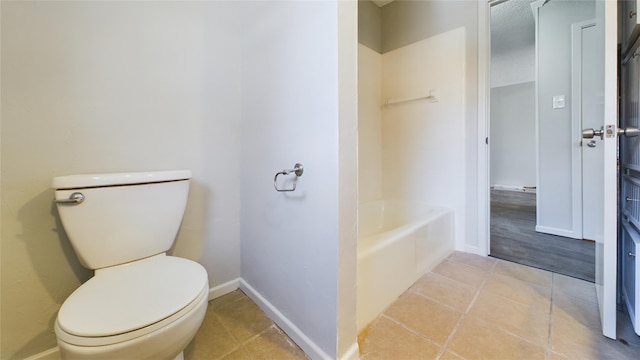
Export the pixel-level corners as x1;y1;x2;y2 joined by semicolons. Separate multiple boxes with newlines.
52;170;191;190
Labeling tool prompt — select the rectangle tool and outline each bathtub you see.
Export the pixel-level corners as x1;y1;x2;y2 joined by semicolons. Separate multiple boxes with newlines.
357;200;454;331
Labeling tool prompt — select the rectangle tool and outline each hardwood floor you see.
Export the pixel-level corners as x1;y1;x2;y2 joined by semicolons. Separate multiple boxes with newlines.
490;190;595;282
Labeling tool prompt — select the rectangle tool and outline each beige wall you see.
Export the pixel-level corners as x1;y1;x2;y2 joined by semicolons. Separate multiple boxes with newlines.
1;1;360;359
1;2;244;358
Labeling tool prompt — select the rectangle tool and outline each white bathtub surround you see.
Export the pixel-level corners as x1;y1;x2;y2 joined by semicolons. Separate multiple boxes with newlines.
381;27;467;250
357;200;454;331
356;26;464;332
358;44;383;203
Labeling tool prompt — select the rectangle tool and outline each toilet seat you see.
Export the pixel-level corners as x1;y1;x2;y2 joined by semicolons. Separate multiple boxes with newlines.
55;254;208;347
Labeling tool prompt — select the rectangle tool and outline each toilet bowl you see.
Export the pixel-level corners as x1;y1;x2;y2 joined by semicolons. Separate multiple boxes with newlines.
52;170;208;360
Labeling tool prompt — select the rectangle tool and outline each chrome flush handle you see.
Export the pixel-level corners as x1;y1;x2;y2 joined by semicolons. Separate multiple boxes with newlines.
54;192;85;205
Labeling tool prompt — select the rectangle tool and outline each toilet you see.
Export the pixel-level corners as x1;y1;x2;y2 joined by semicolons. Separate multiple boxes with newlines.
52;170;208;360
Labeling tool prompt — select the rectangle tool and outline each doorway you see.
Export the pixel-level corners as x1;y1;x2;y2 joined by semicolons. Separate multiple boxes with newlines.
488;0;596;282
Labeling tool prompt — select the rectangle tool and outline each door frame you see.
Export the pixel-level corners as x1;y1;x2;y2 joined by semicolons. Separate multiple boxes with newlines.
476;0;491;257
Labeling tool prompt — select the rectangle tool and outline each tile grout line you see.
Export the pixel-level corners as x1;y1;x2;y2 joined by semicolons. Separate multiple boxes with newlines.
484;261;556;354
210;293;277;360
211;311;248;360
434;258;498;360
486;272;555;311
380;313;444;349
546;273;555;360
408;287;470;314
439;258;553;357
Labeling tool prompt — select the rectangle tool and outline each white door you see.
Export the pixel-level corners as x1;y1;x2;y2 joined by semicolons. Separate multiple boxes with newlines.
594;0;617;339
575;20;603;242
555;1;617;337
572;2;616;338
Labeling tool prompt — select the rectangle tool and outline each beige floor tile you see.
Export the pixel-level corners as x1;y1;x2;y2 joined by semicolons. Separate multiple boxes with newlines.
448;251;497;271
219;347;252;360
384;292;462;345
190;260;640;360
410;272;478;312
552;293;601;331
467;290;550;347
439;350;465;360
549;350;568;360
482;273;551;313
216;296;275;342
493;260;552;288
184;307;240;360
244;326;308;360
432;259;489;288
553;274;596;304
358;317;440;360
210;289;247;312
447;316;546;360
550;312;638;360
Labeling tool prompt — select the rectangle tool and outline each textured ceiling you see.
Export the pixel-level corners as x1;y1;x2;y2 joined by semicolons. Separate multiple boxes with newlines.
491;0;536;56
372;0;536;51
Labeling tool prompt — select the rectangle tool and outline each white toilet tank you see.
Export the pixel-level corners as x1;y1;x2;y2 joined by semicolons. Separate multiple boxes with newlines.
52;170;191;270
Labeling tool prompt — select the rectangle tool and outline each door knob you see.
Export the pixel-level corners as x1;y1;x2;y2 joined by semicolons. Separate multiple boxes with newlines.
582;126;640;139
582;126;604;139
617;126;640;137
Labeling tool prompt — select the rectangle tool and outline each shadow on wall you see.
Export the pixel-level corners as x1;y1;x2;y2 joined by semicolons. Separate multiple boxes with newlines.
30;190;91;294
169;179;209;261
50;202;93;284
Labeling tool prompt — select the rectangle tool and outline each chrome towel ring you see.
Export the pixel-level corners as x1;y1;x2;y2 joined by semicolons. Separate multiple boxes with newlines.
274;163;304;192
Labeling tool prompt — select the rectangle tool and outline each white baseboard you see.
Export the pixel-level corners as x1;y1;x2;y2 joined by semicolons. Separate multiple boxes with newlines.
208;278;240;300
463;244;485;256
239;279;333;360
535;225;581;239
23;347;61;360
492;184;536;193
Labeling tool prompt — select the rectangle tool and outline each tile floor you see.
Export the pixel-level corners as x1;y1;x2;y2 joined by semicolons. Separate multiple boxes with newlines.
186;252;640;359
184;289;307;360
